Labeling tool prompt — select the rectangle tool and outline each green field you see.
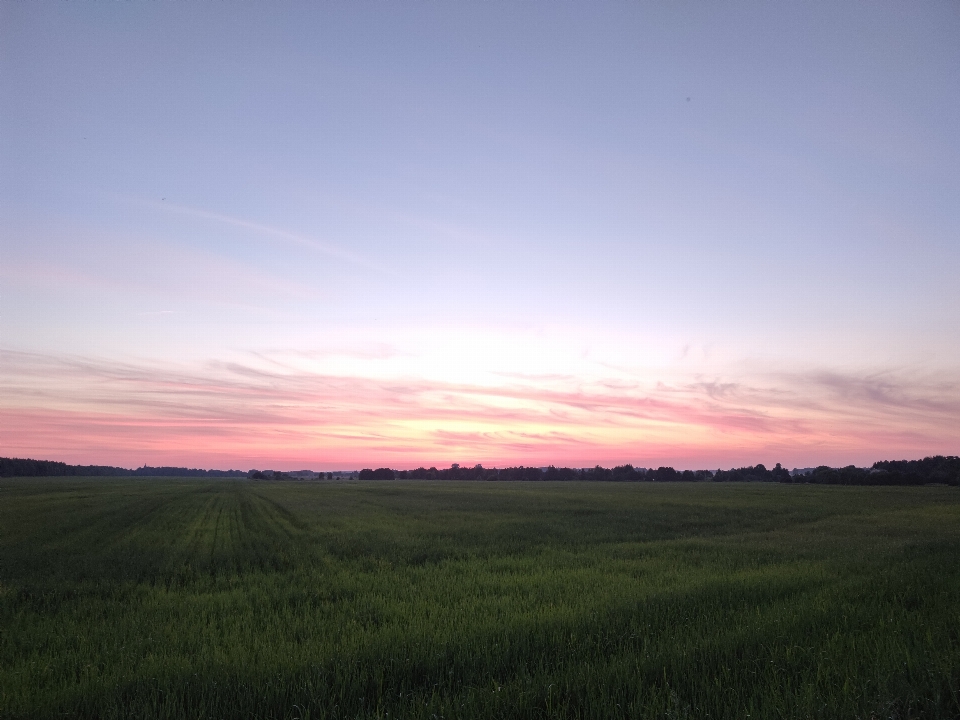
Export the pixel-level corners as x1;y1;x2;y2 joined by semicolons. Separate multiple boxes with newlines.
1;480;958;719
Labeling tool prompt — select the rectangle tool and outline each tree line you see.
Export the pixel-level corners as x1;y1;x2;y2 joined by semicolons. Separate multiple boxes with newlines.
0;458;247;478
360;456;960;486
3;455;957;485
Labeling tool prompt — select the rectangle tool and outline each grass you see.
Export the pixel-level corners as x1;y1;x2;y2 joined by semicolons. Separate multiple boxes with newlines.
0;479;958;719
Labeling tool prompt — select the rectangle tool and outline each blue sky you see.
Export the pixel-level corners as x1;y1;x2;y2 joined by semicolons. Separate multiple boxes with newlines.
2;1;959;469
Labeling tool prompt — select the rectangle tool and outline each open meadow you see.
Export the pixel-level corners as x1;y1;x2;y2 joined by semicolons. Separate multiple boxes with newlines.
0;479;958;719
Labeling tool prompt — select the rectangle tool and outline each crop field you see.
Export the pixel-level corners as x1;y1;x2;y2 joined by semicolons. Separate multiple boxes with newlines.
0;480;958;719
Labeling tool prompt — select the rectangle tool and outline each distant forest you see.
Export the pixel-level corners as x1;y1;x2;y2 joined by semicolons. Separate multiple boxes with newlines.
359;457;960;486
0;458;247;479
2;455;958;485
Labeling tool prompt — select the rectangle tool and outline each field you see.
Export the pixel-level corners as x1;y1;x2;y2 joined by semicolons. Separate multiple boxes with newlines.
1;480;958;719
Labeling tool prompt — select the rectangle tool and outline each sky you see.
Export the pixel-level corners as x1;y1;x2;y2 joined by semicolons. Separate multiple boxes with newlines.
2;1;959;471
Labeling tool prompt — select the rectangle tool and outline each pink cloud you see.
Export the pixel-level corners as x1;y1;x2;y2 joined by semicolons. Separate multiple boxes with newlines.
1;349;957;470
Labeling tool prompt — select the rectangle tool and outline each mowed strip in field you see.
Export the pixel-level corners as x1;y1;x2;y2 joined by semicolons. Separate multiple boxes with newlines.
0;480;958;719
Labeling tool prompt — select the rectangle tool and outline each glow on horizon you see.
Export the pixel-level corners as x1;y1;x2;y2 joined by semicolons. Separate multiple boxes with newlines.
1;2;959;470
2;341;956;471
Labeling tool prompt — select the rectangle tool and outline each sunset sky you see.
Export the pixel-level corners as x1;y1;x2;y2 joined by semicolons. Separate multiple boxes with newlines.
2;2;959;470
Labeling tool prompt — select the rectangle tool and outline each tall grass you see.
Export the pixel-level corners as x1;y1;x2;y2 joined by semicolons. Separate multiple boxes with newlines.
0;479;957;719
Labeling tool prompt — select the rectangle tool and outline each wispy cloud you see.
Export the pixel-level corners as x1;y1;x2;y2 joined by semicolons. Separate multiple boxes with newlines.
127;195;390;275
1;230;323;308
1;349;957;470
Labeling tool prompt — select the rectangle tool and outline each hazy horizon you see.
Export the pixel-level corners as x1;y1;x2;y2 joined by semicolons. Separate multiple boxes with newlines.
2;2;959;470
0;456;882;474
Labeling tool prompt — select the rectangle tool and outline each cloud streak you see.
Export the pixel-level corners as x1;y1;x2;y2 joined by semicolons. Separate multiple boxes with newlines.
1;348;957;470
128;196;390;275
